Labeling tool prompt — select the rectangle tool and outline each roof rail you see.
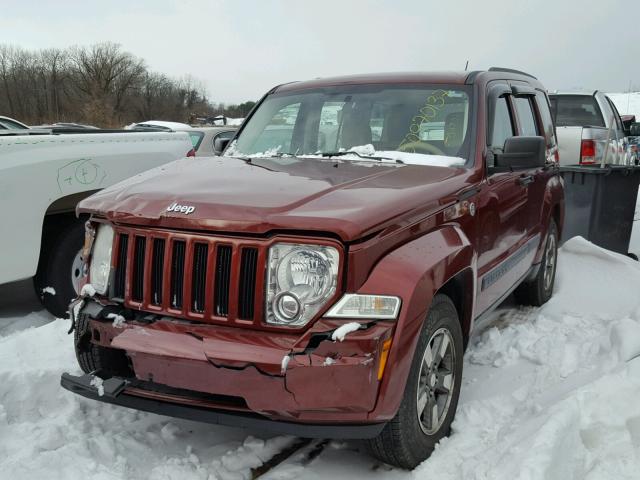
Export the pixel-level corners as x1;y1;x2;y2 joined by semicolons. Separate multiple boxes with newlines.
488;67;537;80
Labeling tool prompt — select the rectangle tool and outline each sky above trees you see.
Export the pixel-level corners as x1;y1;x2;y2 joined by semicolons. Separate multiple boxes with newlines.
1;0;638;104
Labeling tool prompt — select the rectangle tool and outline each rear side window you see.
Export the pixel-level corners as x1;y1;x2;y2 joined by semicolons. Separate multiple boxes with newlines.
514;97;539;136
188;131;205;150
490;96;514;150
550;95;605;127
535;91;556;147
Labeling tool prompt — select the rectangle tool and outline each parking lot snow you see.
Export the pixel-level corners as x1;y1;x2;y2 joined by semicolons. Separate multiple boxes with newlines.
1;236;640;479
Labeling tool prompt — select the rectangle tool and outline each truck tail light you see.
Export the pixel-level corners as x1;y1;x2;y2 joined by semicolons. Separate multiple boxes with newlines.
186;148;196;157
580;140;596;164
554;150;560;163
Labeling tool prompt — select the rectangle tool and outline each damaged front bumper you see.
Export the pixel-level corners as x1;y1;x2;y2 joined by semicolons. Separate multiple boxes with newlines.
60;373;386;438
61;300;395;436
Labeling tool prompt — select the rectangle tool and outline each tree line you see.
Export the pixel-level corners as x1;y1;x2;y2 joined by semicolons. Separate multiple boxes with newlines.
0;43;255;128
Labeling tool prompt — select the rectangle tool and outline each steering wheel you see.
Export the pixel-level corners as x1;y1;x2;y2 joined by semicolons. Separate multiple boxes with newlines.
397;141;446;156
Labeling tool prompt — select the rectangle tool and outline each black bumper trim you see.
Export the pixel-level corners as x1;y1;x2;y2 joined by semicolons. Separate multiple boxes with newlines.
60;373;386;439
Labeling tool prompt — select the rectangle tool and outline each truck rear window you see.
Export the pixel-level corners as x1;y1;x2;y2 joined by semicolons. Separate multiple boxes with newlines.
549;95;605;128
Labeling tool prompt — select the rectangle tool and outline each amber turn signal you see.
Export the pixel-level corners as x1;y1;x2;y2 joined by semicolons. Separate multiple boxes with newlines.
377;338;393;381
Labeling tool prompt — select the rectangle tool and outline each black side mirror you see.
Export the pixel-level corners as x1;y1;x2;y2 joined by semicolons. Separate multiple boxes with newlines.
214;137;231;155
630;122;640;137
492;136;546;172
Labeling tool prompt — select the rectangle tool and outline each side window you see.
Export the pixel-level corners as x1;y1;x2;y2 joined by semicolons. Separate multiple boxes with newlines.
188;131;204;150
535;91;556;147
490;96;514;151
514;97;539;136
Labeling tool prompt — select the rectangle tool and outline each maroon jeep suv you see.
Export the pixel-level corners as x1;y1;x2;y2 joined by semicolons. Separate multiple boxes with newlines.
62;68;564;469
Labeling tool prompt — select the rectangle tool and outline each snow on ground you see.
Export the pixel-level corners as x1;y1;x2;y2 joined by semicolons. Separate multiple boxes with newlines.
2;225;640;478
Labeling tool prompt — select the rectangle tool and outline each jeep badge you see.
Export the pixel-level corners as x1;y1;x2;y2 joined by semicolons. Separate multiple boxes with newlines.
166;202;195;215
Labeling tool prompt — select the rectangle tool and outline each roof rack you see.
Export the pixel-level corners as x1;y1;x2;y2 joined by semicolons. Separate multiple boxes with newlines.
488;67;537;80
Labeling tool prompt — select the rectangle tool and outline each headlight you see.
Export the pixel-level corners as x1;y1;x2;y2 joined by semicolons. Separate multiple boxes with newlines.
326;294;401;319
266;243;339;327
89;224;114;295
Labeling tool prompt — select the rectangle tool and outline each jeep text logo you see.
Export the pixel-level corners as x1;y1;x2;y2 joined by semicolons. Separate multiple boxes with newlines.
166;202;195;215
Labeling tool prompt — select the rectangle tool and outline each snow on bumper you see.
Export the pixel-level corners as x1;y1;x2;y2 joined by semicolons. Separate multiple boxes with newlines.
84;313;394;423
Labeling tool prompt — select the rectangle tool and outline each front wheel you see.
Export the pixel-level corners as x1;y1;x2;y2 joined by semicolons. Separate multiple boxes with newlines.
367;294;463;469
34;220;86;318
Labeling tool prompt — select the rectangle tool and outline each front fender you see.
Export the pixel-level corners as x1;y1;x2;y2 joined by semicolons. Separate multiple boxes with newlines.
355;225;476;422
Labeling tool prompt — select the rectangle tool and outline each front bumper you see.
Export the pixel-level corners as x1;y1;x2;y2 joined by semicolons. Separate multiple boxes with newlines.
66;301;396;432
60;373;386;438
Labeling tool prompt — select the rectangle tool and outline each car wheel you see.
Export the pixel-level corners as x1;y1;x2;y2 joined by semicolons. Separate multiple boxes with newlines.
34;220;86;318
514;219;558;306
367;294;463;469
74;313;130;378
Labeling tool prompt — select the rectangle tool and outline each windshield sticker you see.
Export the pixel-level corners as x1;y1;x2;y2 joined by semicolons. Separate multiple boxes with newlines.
398;90;449;150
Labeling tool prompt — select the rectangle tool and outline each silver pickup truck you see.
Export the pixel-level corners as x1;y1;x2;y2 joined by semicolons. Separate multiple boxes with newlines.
549;91;630;166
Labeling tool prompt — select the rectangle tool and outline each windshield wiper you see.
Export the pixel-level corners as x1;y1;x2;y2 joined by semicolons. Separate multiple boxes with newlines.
320;151;402;163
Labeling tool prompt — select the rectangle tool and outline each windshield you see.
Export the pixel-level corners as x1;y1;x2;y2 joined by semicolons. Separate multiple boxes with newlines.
228;84;472;165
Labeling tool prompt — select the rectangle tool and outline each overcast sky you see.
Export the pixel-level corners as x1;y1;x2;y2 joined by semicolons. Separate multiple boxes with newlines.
1;0;637;104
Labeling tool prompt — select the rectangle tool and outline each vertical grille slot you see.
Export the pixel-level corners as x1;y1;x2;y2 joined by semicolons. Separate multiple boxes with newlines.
237;248;258;320
151;238;165;305
214;245;232;316
113;234;129;299
131;236;146;302
191;243;209;313
170;240;186;309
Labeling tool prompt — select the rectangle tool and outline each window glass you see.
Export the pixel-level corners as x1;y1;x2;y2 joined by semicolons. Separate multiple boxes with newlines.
248;102;301;154
549;95;605;127
232;85;473;161
318;101;344;151
188;131;205;150
490;96;514;150
514;97;539;136
535;91;556;147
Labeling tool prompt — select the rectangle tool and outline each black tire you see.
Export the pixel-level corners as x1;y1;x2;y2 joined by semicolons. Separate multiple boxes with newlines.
514;219;558;306
367;294;464;469
74;313;107;374
34;220;86;318
74;313;130;377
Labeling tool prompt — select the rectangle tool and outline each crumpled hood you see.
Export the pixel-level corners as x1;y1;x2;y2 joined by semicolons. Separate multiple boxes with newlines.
79;156;473;242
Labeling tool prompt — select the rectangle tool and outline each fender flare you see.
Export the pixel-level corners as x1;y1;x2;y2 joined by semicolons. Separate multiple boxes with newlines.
355;225;477;421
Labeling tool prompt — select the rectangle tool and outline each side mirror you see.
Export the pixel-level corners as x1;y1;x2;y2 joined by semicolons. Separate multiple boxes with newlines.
214;137;231;155
630;122;640;137
492;136;546;171
621;115;635;136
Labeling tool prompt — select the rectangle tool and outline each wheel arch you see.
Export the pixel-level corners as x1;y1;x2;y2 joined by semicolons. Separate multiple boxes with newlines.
355;225;477;422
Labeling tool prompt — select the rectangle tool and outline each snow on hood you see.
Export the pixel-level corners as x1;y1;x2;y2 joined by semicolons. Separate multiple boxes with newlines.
226;142;466;168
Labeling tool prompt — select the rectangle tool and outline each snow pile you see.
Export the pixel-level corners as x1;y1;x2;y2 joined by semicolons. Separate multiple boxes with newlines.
410;237;640;479
1;237;639;478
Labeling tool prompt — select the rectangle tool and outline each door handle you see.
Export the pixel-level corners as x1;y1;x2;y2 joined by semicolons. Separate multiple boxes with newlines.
518;174;534;187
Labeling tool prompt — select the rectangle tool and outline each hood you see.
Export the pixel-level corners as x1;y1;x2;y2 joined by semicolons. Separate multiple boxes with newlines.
79;156;475;242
